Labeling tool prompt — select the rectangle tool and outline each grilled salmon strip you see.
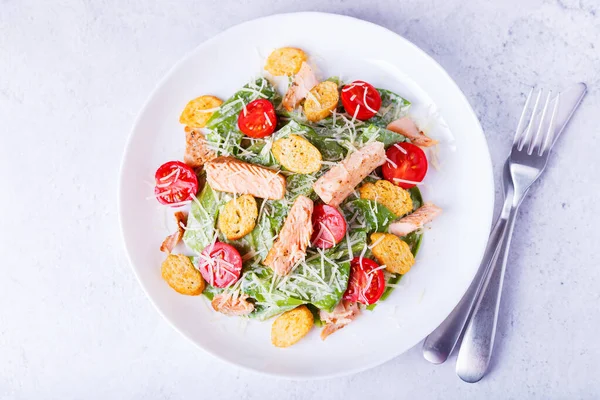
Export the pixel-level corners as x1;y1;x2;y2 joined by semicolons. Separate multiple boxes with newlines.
263;195;314;276
282;62;319;111
388;202;442;237
211;292;255;316
320;300;360;340
160;211;188;254
386;117;438;147
184;126;216;169
313;142;386;207
205;156;286;200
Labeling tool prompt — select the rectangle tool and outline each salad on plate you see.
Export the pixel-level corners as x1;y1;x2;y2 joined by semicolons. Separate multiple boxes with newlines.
153;47;441;348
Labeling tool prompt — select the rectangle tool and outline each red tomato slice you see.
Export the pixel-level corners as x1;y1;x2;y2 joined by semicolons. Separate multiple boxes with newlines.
237;99;277;138
382;142;428;189
154;161;199;206
343;257;385;305
340;80;382;120
311;204;347;249
198;242;243;288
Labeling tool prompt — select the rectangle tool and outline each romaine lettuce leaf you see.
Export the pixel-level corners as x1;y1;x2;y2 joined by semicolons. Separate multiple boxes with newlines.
409;186;423;210
368;89;411;127
342;199;397;233
242;255;351;320
356;125;407;148
249;200;288;261
182;184;221;254
206;78;280;156
285;173;318;202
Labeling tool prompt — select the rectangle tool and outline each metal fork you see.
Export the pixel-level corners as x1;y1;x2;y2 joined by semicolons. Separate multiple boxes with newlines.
422;85;588;372
452;88;560;382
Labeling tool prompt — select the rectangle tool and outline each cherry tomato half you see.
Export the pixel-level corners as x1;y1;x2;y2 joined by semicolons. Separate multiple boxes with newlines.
154;161;199;206
343;257;385;305
311;204;347;249
382;142;428;189
340;80;382;120
198;242;243;288
237;99;277;138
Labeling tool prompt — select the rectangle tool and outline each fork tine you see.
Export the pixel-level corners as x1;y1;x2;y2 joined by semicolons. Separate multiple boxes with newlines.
528;90;552;155
513;87;534;145
518;89;542;151
540;93;560;155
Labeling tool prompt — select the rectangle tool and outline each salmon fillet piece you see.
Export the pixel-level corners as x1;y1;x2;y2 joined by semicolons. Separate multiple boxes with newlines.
160;211;188;253
313;142;386;207
388;202;442;237
387;117;439;147
282;62;319;111
184;126;216;169
320;300;360;340
205;156;286;200
263;195;314;276
211;292;254;316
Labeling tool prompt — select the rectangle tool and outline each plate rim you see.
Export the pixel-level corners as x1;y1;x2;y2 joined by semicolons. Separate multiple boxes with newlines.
118;11;495;379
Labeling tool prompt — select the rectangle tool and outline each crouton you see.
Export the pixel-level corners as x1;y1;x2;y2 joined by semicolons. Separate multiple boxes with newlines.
359;180;413;217
272;134;322;174
303;81;339;122
271;305;314;348
179;95;223;128
370;233;415;275
218;194;258;240
264;47;307;76
161;254;205;295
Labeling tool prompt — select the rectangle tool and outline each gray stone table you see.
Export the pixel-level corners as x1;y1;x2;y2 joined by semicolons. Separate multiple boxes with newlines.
1;0;599;398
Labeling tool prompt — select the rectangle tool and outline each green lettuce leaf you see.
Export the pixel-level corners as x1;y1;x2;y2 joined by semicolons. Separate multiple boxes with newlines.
368;89;411;127
249;200;288;261
285;173;318;202
356;124;407;148
182;184;221;254
242;256;351;320
342;199;397;233
206;78;280;156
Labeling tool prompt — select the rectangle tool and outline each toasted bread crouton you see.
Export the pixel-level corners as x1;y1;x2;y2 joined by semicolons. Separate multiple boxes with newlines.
218;194;258;240
161;254;205;295
303;81;339;122
179;95;223;128
359;180;413;217
271;305;314;348
272;134;322;174
370;233;415;275
264;47;307;76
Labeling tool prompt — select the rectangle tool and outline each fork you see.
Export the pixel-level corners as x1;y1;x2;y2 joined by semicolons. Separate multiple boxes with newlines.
423;87;568;367
453;88;560;382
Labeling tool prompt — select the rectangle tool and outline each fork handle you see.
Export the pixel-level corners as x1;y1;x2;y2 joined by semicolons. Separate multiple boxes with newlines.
422;212;510;364
455;200;520;382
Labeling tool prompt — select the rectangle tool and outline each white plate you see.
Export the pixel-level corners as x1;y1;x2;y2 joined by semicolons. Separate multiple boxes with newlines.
119;12;494;379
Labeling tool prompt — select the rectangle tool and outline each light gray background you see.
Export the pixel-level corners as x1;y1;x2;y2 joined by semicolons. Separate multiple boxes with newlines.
1;0;599;398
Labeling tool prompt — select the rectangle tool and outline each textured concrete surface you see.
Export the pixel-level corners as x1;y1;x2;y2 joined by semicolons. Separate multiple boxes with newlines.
1;0;599;398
